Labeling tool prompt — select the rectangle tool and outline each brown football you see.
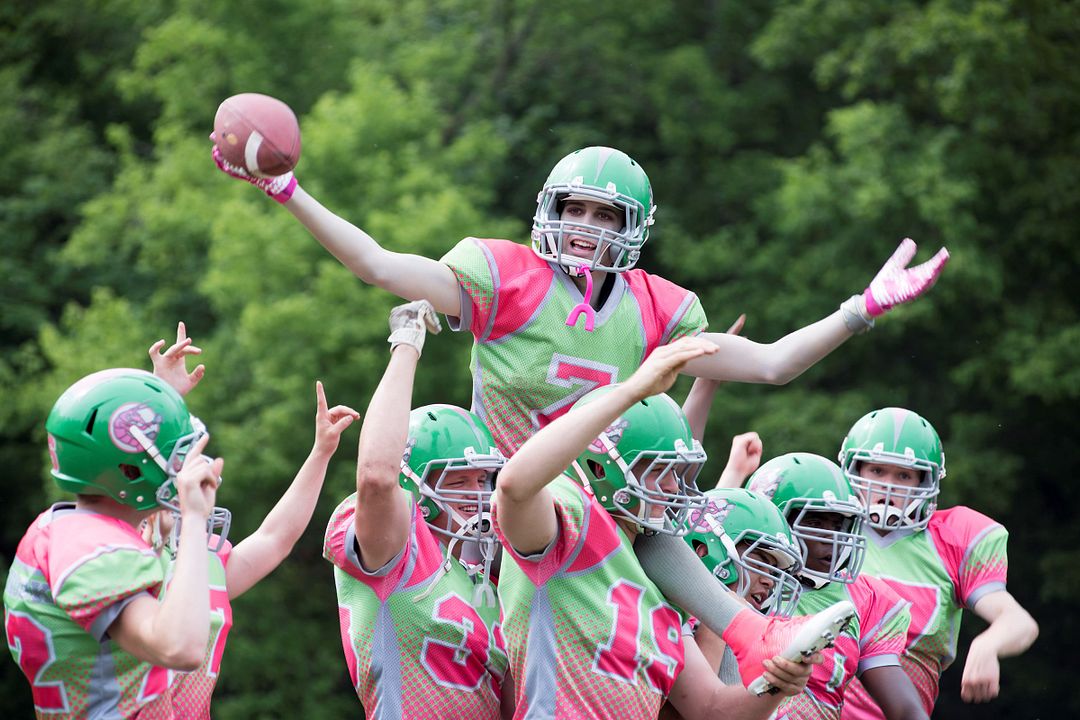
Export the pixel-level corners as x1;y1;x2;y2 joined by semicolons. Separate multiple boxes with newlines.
213;93;301;177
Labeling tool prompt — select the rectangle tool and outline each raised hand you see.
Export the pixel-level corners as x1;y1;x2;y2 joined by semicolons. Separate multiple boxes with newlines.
387;299;442;356
312;380;360;455
149;321;205;397
211;142;297;204
864;238;950;317
625;337;719;401
173;434;223;523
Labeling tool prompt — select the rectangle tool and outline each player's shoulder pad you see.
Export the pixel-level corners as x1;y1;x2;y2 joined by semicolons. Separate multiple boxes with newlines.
927;505;1005;549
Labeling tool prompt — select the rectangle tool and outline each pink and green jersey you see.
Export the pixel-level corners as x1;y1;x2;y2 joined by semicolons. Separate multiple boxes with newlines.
495;475;686;720
840;506;1009;719
165;539;233;719
4;504;174;719
441;238;707;455
776;574;909;720
324;493;508;719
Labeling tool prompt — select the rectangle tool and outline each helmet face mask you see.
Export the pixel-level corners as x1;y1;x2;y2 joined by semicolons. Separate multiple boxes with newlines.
531;146;655;273
839;408;945;532
684;489;804;617
400;406;506;549
46;369;199;511
568;390;707;536
748;452;868;589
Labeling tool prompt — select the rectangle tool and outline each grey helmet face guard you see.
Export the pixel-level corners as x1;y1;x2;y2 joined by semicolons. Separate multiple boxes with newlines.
842;449;940;531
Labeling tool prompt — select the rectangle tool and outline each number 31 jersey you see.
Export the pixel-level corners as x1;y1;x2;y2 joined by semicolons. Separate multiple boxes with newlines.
324;493;508;719
441;238;707;456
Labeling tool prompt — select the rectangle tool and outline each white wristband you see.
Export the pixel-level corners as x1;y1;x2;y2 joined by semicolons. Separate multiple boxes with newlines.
840;294;875;334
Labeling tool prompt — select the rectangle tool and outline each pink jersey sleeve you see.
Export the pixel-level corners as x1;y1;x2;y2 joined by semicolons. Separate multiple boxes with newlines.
853;575;910;669
44;514;163;637
323;495;443;602
929;506;1009;608
494;475;622;587
622;269;708;356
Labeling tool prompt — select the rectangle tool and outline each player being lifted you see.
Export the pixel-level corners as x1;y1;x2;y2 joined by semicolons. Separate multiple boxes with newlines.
492;336;861;719
142;323;360;719
215;140;948;678
836;408;1038;718
4;368;221;719
323;301;511;719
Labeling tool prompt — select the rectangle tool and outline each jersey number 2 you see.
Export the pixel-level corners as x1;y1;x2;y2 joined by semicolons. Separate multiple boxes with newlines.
6;611;70;713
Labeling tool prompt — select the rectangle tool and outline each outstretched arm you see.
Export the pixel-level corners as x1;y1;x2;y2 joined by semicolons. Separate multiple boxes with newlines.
683;239;949;384
353;301;443;570
961;589;1039;703
496;337;720;556
226;382;359;599
213;146;461;315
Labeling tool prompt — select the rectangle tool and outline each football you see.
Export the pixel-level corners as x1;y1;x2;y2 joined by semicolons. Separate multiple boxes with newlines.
213;93;301;177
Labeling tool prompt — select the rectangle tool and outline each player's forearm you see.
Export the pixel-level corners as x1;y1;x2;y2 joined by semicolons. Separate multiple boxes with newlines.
498;383;638;502
685;313;852;385
356;347;419;493
682;377;720;441
286;187;461;314
152;512;211;667
976;607;1039;657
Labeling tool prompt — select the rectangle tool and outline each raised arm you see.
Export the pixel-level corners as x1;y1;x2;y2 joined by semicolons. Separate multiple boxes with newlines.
213;147;461;315
225;381;359;599
682;239;949;384
352;301;442;569
496;337;719;555
108;435;220;669
961;589;1039;703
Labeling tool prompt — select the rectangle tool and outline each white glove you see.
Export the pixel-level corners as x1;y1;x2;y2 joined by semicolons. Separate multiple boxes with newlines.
388;300;442;355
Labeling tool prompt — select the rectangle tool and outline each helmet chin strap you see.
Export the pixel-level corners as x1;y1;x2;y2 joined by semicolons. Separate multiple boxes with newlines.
416;512;499;609
565;266;596;332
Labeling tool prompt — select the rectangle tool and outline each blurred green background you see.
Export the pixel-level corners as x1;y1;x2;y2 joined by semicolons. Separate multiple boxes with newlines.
2;0;1076;717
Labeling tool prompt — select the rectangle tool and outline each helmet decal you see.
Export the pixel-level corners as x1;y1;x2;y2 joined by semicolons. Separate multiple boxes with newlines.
749;468;782;500
109;402;163;453
47;434;59;472
688;498;732;534
589;417;629;454
401;436;417;467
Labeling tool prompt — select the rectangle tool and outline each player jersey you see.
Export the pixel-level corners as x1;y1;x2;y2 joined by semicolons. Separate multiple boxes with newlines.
441;238;707;455
840;506;1008;719
166;539;233;719
495;474;687;720
324;492;508;719
776;574;909;720
3;503;174;719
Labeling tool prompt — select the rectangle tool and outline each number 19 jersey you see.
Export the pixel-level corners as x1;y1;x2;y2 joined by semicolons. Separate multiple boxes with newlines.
495;475;686;720
324;493;508;719
441;238;707;456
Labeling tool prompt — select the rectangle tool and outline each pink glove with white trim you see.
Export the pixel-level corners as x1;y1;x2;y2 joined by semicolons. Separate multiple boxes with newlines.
212;144;297;204
841;238;950;332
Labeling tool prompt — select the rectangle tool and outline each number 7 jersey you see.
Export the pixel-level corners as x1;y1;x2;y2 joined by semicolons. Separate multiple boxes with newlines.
441;238;707;456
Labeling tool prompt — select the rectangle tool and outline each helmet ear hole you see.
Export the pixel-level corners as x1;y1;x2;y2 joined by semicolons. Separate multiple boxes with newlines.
119;464;142;480
84;409;98;435
587;459;606;479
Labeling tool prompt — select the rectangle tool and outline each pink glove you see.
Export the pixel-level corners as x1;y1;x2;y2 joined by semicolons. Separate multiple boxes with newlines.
864;238;949;317
212;145;297;204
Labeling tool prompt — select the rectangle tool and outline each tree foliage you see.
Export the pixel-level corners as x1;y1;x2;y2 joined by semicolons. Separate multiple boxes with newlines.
2;1;1077;717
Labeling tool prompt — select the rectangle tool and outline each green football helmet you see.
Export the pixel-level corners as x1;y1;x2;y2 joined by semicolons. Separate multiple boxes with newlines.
565;387;706;535
400;404;506;545
839;408;945;531
683;488;803;617
46;368;202;511
531;146;655;272
747;453;867;589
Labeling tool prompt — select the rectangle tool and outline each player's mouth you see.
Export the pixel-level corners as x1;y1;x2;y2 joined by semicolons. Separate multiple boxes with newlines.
459;504;478;514
750;591;768;609
568;238;597;255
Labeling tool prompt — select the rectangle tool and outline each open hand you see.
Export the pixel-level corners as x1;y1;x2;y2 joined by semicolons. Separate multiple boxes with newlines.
626;337;719;400
149;321;205;397
313;381;360;454
864;238;950;317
